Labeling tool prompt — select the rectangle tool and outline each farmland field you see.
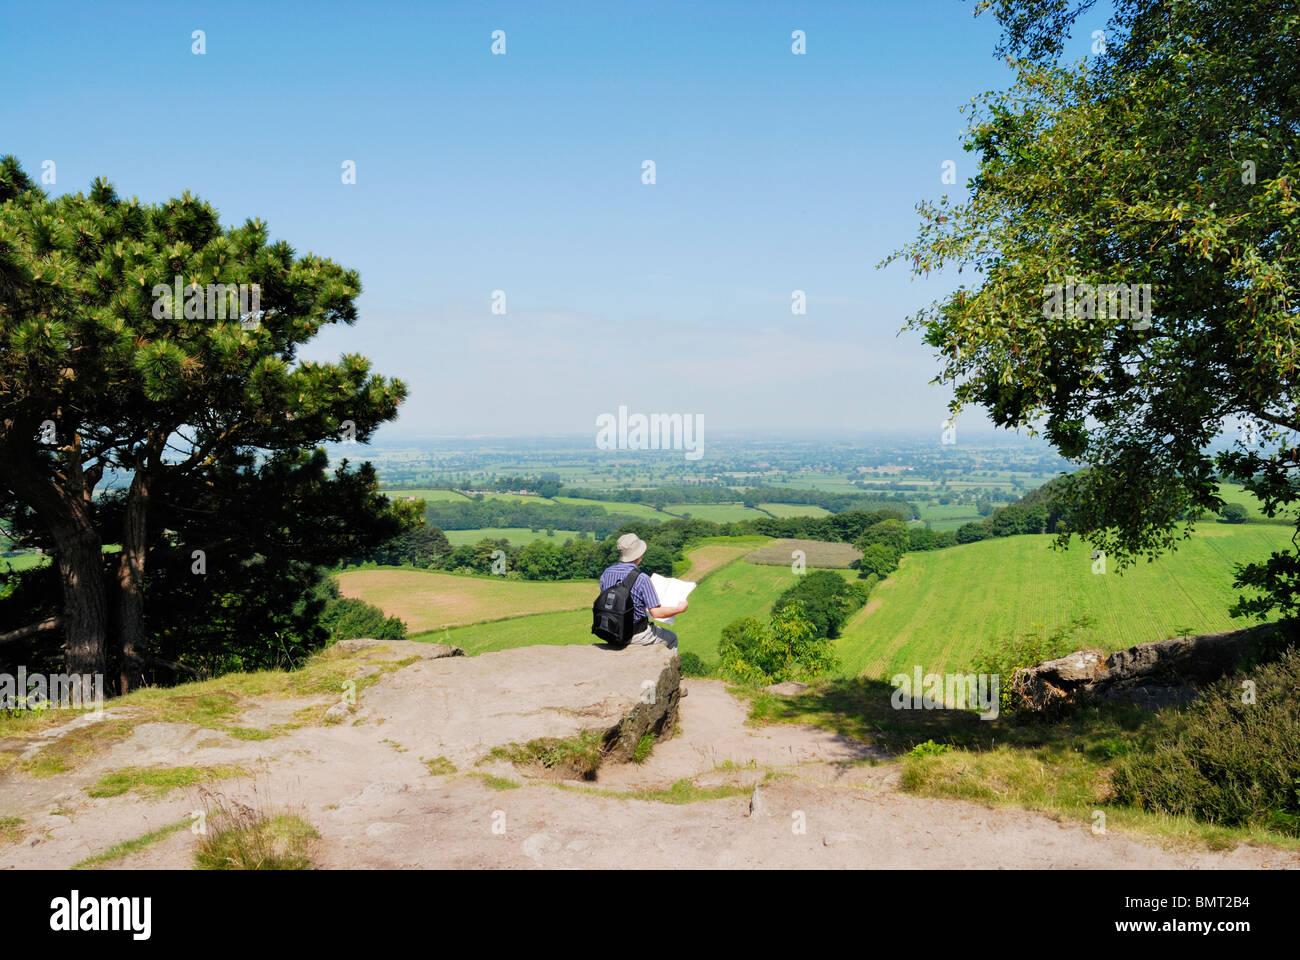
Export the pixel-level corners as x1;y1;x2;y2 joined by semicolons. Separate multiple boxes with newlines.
380;488;469;502
1;552;46;572
335;568;596;633
833;524;1296;680
393;521;1294;684
924;516;983;532
916;502;985;522
758;503;830;518
443;527;584;547
660;503;768;522
675;537;770;580
746;538;861;568
551;496;669;520
414;607;591;655
1214;481;1293;521
468;492;555;504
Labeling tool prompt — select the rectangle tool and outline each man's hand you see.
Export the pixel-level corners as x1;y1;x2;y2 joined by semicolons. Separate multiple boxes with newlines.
648;599;688;619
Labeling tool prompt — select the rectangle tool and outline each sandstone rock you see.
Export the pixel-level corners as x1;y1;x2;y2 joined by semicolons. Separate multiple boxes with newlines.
1012;620;1296;711
357;642;681;773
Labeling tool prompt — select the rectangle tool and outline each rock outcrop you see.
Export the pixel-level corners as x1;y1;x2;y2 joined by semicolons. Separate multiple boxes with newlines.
1011;620;1296;711
357;641;681;771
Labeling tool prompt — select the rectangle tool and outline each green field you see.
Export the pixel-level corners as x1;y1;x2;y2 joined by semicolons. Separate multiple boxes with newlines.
1215;481;1294;521
757;503;831;518
834;524;1296;680
443;527;585;547
925;517;983;532
469;492;555;504
1;552;46;572
409;520;1295;686
415;607;592;655
660;503;768;522
380;488;470;502
916;502;986;521
337;567;596;633
551;496;669;520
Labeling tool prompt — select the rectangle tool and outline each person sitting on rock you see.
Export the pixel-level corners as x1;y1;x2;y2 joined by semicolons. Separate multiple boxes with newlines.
600;533;688;652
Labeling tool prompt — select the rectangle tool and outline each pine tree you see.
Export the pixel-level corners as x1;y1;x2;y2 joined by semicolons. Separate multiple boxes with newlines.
0;159;408;691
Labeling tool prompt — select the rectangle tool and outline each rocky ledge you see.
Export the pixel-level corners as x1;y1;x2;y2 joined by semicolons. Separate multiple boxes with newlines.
1011;620;1296;711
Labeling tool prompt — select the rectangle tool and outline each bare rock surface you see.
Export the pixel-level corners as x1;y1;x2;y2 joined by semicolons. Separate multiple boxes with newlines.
1;639;1295;870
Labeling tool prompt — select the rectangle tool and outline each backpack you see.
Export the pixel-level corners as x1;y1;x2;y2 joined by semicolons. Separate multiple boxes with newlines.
591;565;644;648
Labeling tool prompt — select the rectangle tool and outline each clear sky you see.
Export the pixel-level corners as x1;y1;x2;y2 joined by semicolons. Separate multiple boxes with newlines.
1;1;1110;439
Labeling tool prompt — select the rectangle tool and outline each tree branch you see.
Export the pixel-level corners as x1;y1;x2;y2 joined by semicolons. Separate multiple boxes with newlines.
0;616;64;646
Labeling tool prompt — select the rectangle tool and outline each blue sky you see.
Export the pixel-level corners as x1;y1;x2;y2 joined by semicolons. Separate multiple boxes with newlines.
2;1;1111;439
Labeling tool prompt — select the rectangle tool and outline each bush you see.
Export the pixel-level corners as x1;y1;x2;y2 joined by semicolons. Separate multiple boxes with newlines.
857;543;901;579
717;600;838;686
678;651;712;677
968;617;1094;718
1218;502;1249;524
319;596;406;643
1110;646;1300;835
907;526;955;551
639;545;676;577
856;519;909;554
772;570;869;639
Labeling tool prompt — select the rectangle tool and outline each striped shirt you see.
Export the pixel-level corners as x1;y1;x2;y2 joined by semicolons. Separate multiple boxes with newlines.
599;562;660;621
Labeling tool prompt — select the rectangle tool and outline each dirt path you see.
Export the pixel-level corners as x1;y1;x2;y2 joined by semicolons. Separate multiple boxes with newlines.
1;650;1294;870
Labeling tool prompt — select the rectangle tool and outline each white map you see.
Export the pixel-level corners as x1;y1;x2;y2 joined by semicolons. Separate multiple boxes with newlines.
648;573;697;625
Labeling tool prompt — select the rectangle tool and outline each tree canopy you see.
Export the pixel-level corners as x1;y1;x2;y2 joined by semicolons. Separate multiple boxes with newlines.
890;0;1300;617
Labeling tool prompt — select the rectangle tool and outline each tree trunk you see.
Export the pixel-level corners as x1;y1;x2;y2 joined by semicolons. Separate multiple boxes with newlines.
49;516;109;683
0;435;108;687
116;471;150;694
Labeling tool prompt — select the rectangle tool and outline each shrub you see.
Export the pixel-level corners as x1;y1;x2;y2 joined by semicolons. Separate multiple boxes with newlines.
717;601;838;686
1110;647;1300;835
907;526;955;551
319;596;406;643
678;651;711;677
907;739;953;758
1218;503;1249;524
968;617;1094;718
857;543;901;579
856;519;909;554
639;545;676;577
772;570;869;639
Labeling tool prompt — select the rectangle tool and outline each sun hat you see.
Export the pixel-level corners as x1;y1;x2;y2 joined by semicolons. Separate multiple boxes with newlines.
617;533;647;562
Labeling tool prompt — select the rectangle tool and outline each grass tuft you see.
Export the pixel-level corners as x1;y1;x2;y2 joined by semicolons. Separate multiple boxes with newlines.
486;729;606;780
72;818;191;870
424;756;456;775
86;764;248;799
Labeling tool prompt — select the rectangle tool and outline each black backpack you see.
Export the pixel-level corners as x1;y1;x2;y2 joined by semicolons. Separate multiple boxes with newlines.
591;566;644;648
